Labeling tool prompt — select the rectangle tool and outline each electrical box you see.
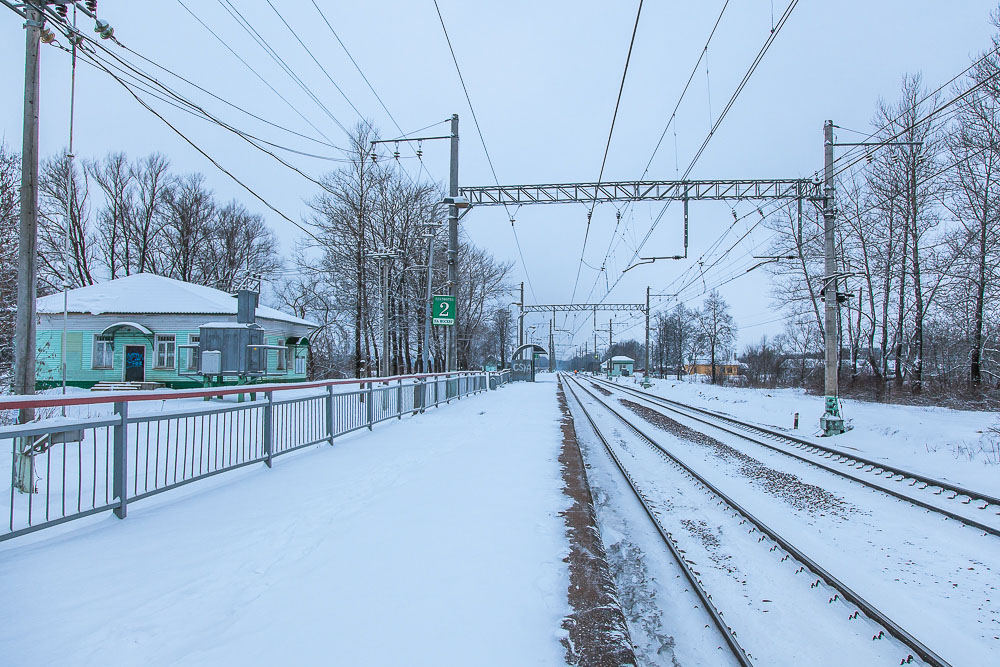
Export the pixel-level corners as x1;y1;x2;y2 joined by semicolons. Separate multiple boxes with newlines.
201;350;222;375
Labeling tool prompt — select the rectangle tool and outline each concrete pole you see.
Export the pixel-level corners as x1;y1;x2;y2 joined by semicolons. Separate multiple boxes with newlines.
593;307;597;374
15;5;42;422
822;120;845;435
381;257;389;377
548;317;554;372
446;114;459;372
644;286;650;381
423;236;434;372
518;281;524;347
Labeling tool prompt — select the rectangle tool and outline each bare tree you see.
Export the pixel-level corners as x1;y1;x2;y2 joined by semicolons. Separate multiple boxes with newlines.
162;173;215;283
0;143;19;391
88;152;133;278
694;291;737;384
37;151;95;292
128;153;172;275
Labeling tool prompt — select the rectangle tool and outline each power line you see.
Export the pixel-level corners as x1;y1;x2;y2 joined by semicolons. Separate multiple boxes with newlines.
572;1;798;342
568;0;645;311
87;53;322;243
175;0;339;147
431;0;539;302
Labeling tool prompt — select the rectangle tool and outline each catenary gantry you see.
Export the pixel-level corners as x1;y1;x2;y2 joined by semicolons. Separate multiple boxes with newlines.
459;178;818;207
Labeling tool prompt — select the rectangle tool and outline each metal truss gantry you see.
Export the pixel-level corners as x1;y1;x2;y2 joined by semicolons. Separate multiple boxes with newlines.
460;178;818;207
522;303;646;314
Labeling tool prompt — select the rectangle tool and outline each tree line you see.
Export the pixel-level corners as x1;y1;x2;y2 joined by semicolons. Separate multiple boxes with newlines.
760;9;1000;402
0;126;517;385
282;125;514;378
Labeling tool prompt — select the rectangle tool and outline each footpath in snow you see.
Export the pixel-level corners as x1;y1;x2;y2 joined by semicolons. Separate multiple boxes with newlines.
0;378;570;666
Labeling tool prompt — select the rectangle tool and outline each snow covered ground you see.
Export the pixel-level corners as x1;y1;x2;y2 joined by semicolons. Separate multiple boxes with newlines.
626;376;1000;494
0;379;570;666
571;375;1000;665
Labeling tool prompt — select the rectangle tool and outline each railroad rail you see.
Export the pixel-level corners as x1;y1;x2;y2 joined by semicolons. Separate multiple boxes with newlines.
565;373;951;667
589;376;1000;538
561;377;753;666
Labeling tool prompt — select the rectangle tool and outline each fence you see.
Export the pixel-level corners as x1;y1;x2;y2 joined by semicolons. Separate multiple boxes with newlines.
0;370;512;543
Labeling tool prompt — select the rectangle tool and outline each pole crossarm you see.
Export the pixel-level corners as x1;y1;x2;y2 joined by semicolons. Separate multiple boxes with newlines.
522;303;647;313
460;178;818;206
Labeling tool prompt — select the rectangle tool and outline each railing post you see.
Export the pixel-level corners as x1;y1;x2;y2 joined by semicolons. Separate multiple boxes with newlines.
367;381;374;430
112;401;128;519
397;378;403;419
325;384;335;446
263;391;273;468
418;377;426;413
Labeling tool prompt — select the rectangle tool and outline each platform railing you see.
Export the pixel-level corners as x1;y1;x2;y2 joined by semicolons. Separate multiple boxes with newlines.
0;371;491;543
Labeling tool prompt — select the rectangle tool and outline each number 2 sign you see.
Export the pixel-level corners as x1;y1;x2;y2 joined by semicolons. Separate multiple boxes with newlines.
432;295;456;326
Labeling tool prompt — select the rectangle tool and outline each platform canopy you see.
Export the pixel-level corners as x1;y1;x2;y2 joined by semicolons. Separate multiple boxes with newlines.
512;343;548;360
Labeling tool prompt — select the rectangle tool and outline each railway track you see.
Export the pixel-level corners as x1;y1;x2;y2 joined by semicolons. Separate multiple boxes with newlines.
563;373;951;667
589;375;1000;538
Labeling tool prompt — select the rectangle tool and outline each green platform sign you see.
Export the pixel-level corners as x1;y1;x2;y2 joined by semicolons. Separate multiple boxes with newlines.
432;295;456;326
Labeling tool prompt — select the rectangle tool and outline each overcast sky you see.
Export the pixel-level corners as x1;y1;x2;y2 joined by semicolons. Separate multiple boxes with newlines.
2;1;996;352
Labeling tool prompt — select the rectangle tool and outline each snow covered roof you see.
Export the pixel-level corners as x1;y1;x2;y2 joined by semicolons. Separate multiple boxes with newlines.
37;273;317;328
611;356;634;363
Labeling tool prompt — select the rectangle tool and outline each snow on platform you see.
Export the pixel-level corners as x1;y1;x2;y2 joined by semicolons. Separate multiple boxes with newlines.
0;378;570;666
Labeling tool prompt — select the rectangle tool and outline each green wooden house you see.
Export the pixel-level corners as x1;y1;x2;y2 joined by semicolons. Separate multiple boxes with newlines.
35;273;317;389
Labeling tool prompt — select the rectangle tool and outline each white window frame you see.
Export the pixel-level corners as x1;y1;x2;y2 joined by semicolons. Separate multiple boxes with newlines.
187;334;200;371
276;339;287;371
154;334;176;370
294;354;306;375
92;334;114;370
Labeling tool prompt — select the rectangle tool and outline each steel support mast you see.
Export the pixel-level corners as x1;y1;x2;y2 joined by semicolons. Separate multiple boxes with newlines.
821;120;845;436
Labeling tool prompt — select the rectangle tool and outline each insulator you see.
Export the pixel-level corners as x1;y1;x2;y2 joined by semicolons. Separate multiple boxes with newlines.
393;142;400;160
416;141;423;159
87;0;98;13
40;28;57;44
56;5;68;18
616;210;621;221
370;152;377;163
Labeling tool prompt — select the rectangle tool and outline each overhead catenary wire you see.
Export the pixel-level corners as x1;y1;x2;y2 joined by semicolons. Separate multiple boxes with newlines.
431;0;539;302
568;0;645;313
572;1;798;343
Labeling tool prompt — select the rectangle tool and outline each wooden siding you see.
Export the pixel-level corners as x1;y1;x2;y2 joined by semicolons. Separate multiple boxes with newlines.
36;312;311;388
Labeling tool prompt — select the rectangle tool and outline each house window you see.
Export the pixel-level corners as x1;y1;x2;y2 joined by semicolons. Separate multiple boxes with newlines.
155;334;176;369
294;355;306;375
276;339;286;371
285;346;293;374
92;335;114;369
187;334;200;371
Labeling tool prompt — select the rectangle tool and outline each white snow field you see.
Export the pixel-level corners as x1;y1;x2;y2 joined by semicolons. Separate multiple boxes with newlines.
0;378;570;666
629;376;1000;494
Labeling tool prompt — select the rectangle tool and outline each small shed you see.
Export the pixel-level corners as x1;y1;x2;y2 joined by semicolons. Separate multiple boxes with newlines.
609;356;634;377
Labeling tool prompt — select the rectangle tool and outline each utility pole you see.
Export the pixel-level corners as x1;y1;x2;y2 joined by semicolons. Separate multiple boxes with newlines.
593;308;597;374
518;281;524;347
367;251;398;377
644;286;650;385
446;113;459;371
14;3;42;423
821;120;845;436
548;318;554;372
422;234;435;373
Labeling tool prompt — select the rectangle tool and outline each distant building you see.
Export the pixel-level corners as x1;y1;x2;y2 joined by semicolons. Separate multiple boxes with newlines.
684;357;743;378
35;274;317;389
608;355;635;377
